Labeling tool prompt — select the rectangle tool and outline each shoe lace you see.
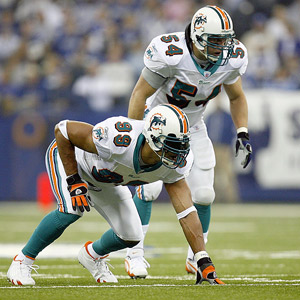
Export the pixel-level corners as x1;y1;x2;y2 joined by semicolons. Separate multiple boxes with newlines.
21;263;39;277
95;257;114;274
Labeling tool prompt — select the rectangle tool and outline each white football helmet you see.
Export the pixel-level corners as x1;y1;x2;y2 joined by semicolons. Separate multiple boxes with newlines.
143;104;190;169
190;5;235;66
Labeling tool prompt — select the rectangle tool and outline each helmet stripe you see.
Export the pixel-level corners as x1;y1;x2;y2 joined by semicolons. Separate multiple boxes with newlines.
209;6;230;30
163;104;189;133
223;10;232;29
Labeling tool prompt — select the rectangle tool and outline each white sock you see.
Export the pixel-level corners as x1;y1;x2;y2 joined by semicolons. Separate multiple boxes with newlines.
203;231;208;244
126;224;149;256
16;252;34;265
87;243;100;259
187;246;194;260
142;224;149;236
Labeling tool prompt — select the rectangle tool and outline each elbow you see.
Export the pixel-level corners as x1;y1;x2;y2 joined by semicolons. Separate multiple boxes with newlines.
54;120;69;140
54;124;60;138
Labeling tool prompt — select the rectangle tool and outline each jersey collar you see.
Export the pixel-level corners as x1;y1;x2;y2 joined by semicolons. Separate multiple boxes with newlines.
133;134;162;173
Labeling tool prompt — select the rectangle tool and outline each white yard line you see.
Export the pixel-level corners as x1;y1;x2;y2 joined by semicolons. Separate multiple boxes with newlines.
1;283;300;289
1;244;300;259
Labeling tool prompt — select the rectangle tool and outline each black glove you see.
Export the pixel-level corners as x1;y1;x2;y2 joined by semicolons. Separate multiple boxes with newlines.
196;256;225;285
235;131;252;168
67;173;90;212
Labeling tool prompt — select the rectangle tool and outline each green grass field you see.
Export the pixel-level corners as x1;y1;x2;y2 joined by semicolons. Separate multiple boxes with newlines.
0;202;299;300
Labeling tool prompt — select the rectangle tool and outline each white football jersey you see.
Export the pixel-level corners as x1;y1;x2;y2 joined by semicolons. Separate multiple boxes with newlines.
144;31;248;127
75;116;193;187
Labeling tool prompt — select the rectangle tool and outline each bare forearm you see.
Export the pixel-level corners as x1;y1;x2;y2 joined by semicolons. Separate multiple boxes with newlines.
179;212;206;253
127;75;156;120
224;78;249;129
165;180;206;253
230;94;248;129
128;89;147;120
54;121;96;176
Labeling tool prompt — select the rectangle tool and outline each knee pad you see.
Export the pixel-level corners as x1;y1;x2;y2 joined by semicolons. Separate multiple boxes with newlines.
136;181;163;202
192;187;215;205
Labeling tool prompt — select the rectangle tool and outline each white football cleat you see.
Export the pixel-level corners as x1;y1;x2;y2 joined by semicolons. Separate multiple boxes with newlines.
7;255;38;286
185;257;197;275
125;248;150;279
78;241;118;283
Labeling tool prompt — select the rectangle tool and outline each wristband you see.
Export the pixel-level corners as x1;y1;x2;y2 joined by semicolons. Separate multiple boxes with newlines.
176;206;196;220
237;127;248;134
66;173;81;185
194;251;209;262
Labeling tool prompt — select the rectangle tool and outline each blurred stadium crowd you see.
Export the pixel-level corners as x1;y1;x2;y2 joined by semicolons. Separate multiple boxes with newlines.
1;0;300;116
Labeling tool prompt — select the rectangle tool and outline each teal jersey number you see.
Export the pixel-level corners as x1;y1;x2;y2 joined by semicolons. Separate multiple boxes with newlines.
166;80;221;108
161;34;183;56
92;167;123;184
113;121;132;147
165;44;183;56
166;79;197;108
115;121;132;132
161;35;179;43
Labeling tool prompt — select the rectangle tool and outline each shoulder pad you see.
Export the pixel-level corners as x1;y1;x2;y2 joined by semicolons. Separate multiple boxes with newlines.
227;39;248;74
144;32;186;76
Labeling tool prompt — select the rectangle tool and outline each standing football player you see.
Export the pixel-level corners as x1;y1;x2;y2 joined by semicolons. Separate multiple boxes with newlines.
7;104;224;285
125;5;252;278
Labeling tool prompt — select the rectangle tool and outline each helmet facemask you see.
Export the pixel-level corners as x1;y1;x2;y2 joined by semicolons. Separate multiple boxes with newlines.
195;33;234;66
153;133;190;169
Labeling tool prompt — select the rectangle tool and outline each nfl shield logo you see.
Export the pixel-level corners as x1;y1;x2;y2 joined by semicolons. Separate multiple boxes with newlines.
204;71;211;78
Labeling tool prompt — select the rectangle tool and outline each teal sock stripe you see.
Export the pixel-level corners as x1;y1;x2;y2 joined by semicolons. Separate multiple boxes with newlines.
194;204;211;233
92;229;129;256
133;189;152;225
22;210;79;258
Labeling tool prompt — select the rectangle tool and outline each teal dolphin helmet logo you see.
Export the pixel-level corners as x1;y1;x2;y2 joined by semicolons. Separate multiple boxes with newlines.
148;115;166;131
194;13;207;29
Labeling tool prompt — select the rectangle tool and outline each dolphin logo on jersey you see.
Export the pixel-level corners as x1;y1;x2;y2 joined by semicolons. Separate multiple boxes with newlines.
148;114;166;131
145;44;158;60
194;13;207;30
93;126;108;141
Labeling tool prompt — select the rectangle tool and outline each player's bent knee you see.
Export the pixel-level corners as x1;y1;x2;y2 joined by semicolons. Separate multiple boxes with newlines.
55;210;81;229
137;181;163;202
192;187;215;205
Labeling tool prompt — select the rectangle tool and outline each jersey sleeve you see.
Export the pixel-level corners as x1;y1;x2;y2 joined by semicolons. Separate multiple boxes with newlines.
223;40;248;85
144;36;173;78
92;120;113;160
92;117;137;160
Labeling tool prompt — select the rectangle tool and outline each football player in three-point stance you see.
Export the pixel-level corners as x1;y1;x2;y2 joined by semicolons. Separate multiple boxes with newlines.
125;5;252;278
7;104;224;285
